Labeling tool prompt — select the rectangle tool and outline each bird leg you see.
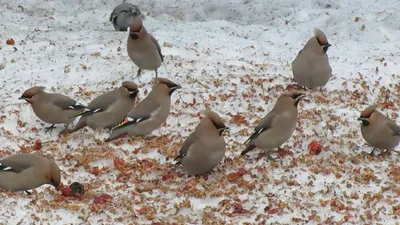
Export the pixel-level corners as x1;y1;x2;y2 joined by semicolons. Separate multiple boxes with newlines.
25;190;32;195
44;124;56;134
136;68;142;79
155;69;158;78
266;149;279;161
319;87;327;97
59;124;69;135
267;153;278;162
370;148;377;156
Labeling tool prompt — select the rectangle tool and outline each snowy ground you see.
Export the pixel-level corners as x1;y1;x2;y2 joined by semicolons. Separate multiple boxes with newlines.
1;0;400;224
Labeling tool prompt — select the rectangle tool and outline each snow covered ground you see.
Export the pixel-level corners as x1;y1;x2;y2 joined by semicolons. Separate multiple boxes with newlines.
1;0;400;224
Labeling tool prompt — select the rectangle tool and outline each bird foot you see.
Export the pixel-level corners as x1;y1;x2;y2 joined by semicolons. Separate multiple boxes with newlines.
369;148;377;156
194;173;210;180
44;124;56;134
267;154;279;162
25;190;32;195
136;69;142;82
141;134;154;140
319;87;327;97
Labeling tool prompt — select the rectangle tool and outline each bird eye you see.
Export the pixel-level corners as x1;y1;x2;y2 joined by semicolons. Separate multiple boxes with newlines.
291;94;302;99
317;38;323;46
362;113;373;119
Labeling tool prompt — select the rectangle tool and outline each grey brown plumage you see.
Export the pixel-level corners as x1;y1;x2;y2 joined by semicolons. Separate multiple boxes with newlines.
105;78;181;142
358;105;400;155
127;16;163;78
0;153;61;192
175;110;229;175
18;86;86;133
241;92;305;159
69;81;139;133
110;3;141;31
292;28;332;89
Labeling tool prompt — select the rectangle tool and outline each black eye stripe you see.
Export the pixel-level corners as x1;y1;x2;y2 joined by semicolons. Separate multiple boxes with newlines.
165;84;178;88
362;113;373;119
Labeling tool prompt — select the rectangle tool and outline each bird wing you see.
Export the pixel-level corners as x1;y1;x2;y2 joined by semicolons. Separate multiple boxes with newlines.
52;94;86;110
174;132;197;164
243;112;277;145
297;49;303;56
73;91;118;118
388;121;400;136
0;160;33;173
111;97;161;129
149;34;164;62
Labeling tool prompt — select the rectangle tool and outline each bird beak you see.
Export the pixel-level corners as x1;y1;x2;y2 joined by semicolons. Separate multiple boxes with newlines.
325;43;332;48
132;10;140;17
129;32;139;39
294;94;306;106
172;85;182;90
52;181;61;191
357;117;369;126
18;96;31;103
219;127;230;135
296;94;306;101
129;89;139;98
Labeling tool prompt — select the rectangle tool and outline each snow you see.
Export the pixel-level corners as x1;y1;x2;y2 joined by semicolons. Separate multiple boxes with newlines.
1;0;400;224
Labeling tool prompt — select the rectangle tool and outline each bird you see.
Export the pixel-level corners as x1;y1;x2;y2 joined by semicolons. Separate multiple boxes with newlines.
18;86;86;133
357;104;400;155
292;28;332;90
127;15;163;78
0;153;61;194
174;110;229;176
68;81;139;133
109;3;141;31
241;92;305;160
105;77;181;142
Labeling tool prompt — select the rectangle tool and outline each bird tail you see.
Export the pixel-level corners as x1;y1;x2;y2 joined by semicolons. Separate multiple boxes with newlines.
240;143;256;156
174;155;183;165
68;120;87;134
243;137;252;146
105;131;127;142
71;108;91;118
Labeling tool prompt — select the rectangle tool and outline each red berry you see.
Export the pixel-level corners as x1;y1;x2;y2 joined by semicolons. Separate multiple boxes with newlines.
62;186;73;197
308;141;322;155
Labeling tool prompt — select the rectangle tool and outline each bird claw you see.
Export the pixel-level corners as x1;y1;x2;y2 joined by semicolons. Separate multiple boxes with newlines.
370;148;377;156
25;190;32;195
319;87;327;97
267;154;279;162
136;69;142;82
44;124;56;134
